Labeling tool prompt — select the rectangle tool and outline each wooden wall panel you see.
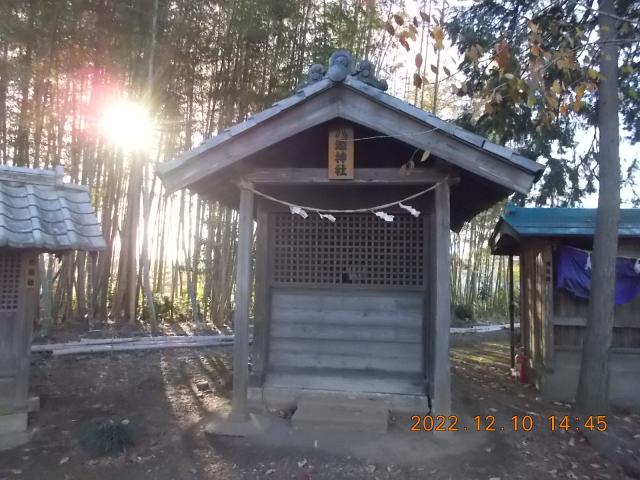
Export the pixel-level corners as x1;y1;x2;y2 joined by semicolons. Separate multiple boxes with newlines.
268;288;424;383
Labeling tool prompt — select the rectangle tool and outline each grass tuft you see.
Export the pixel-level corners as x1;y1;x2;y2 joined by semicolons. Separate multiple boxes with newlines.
79;420;133;456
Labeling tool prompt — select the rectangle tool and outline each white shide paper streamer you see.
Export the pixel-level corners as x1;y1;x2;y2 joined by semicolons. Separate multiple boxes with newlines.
374;211;395;222
399;202;420;217
289;206;308;218
318;212;336;222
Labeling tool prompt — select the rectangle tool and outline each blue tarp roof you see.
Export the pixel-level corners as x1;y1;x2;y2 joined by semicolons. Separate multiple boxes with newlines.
491;204;640;254
500;204;640;237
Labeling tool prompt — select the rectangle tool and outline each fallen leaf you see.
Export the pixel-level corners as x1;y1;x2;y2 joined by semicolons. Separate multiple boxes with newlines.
59;457;70;465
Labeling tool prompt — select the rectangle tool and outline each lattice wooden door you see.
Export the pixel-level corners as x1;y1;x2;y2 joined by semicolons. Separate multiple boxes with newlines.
271;212;424;288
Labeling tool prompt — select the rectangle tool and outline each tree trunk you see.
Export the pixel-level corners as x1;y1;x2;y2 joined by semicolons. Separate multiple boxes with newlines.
141;0;159;331
575;0;620;412
141;165;157;330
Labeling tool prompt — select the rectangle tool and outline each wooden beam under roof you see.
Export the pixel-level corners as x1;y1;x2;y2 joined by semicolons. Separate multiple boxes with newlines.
240;168;457;185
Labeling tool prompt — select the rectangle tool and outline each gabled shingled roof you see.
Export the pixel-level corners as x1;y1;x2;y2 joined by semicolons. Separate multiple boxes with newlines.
157;75;544;194
0;165;106;251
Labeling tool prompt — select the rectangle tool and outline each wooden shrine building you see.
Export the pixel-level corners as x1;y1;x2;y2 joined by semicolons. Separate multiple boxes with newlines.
0;165;105;450
491;205;640;407
157;51;544;418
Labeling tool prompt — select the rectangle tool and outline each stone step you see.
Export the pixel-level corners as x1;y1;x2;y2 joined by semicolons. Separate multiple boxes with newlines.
292;398;389;433
0;412;28;435
0;430;30;451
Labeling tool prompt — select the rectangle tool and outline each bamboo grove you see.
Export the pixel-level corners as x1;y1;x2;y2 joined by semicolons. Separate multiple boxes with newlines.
0;0;515;333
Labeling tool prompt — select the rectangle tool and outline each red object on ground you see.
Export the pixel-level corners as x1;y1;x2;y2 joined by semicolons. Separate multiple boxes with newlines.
515;350;527;383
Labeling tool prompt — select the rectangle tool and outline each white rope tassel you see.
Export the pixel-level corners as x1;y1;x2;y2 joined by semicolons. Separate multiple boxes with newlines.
374;211;394;222
289;206;308;218
634;259;640;275
318;212;336;222
585;253;592;271
399;202;421;217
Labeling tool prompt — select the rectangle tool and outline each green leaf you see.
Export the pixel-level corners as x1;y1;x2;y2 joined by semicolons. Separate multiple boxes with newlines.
586;68;600;80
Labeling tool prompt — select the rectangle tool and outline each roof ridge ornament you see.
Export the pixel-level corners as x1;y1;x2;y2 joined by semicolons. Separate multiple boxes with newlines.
353;59;388;91
326;50;353;82
299;49;388;92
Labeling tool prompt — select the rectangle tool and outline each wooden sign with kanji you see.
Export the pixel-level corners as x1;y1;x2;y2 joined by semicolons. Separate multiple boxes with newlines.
328;125;354;179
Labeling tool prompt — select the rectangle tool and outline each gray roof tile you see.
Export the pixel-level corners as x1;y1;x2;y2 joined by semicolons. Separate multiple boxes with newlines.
0;166;106;251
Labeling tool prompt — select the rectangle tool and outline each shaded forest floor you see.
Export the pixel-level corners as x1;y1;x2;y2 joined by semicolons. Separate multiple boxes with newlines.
1;331;638;479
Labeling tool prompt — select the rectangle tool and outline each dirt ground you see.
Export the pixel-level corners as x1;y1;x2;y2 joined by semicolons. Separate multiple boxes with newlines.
1;330;639;480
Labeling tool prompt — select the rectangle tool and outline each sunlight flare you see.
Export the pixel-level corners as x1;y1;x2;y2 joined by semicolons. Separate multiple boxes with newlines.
99;99;153;151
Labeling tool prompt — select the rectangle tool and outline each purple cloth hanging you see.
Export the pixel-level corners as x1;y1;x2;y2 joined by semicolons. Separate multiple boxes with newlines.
556;246;640;305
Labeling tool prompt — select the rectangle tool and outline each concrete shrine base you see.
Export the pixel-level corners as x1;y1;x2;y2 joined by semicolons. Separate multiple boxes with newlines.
0;411;30;451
